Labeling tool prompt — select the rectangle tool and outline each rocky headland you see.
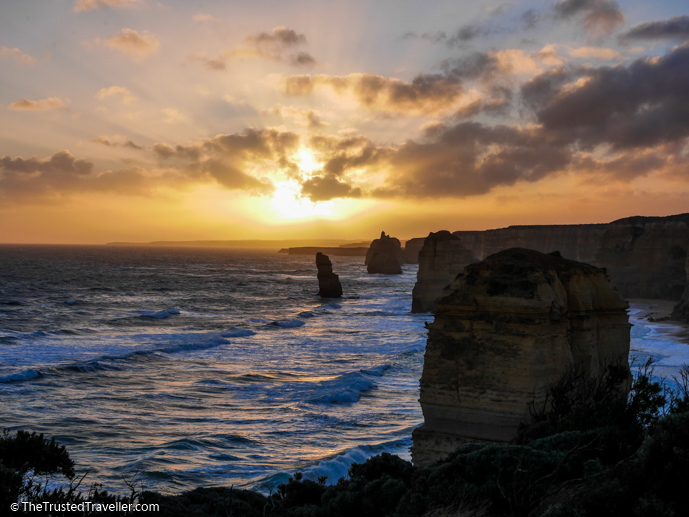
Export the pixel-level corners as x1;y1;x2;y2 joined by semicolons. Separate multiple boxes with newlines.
411;248;631;467
411;231;477;313
365;231;404;274
315;252;343;298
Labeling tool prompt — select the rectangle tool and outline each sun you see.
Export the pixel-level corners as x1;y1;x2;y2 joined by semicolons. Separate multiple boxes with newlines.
270;180;334;220
296;148;321;174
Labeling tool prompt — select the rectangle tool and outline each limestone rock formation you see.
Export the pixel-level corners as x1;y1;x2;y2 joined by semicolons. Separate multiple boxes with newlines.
316;252;343;298
403;237;426;264
594;214;689;300
411;248;630;467
411;231;477;313
672;252;689;322
365;231;403;274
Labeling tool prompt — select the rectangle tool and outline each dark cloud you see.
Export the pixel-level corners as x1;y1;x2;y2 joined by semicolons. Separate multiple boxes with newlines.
0;151;156;201
1;151;93;176
153;128;300;190
301;174;362;201
190;26;316;70
619;16;689;42
92;136;143;150
553;0;624;37
284;72;465;115
404;23;502;48
530;44;689;149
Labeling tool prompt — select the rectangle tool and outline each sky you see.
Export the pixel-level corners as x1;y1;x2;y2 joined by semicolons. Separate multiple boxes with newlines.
1;0;688;244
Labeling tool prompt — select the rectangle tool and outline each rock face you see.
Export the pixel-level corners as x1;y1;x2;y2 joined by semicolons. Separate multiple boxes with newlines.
366;232;404;274
594;214;689;300
403;237;426;264
672;253;689;322
453;224;606;263
411;231;477;313
411;248;630;467
316;253;343;298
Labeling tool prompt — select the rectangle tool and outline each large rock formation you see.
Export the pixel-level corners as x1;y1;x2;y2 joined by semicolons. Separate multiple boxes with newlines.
316;252;343;298
411;231;477;313
403;237;426;264
366;231;404;274
411;248;630;467
672;253;689;322
453;224;606;263
594;214;689;300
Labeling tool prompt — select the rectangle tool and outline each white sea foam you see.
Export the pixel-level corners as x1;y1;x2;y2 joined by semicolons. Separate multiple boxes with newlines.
270;319;306;328
139;308;181;319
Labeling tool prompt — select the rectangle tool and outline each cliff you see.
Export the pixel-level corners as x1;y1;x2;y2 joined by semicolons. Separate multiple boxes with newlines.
403;237;426;264
594;214;689;300
672;252;689;322
366;231;404;274
453;224;606;262
411;248;630;467
411;231;477;313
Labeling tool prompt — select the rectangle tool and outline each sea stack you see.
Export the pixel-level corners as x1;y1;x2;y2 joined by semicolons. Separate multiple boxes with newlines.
411;231;477;313
411;248;630;467
366;231;403;274
316;252;343;298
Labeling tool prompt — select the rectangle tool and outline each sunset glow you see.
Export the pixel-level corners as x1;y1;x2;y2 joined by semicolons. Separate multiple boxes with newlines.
1;1;689;244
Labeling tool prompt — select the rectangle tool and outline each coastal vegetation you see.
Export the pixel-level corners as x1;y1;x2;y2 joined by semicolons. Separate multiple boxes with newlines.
3;360;688;516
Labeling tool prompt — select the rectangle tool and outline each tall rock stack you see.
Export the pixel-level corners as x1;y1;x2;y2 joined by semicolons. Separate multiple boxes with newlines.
366;231;404;274
411;231;478;313
316;252;343;298
411;248;631;467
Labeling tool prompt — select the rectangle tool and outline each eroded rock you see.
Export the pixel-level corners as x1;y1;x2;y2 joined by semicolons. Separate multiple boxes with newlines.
411;248;630;467
411;231;477;313
316;252;343;298
366;231;403;274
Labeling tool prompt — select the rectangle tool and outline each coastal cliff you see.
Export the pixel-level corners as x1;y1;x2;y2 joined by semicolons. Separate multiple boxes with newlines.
453;224;606;262
594;214;689;300
411;231;477;313
411;248;630;467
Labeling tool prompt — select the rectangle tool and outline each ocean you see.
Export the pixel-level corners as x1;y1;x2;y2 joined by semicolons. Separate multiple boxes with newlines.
1;245;688;495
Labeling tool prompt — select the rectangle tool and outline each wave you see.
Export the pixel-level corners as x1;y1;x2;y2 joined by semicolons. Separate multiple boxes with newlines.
270;319;305;328
307;371;376;405
255;437;413;491
221;328;257;338
0;368;41;384
139;308;181;319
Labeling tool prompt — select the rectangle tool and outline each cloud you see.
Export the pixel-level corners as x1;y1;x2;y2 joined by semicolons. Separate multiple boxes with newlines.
283;72;466;116
91;135;142;150
97;28;159;59
161;108;187;124
74;0;143;12
566;45;622;60
528;44;689;149
151;128;301;191
1;151;92;176
190;26;315;70
262;106;327;129
8;97;69;111
301;174;362;201
95;86;137;104
619;16;689;42
0;46;37;65
405;23;502;47
193;13;220;23
553;0;624;37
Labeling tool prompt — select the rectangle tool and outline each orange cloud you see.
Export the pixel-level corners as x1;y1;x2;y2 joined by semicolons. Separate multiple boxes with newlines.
74;0;143;13
8;97;69;111
190;26;315;70
95;86;137;104
97;28;159;59
0;46;37;65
